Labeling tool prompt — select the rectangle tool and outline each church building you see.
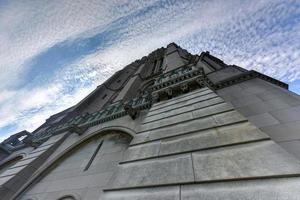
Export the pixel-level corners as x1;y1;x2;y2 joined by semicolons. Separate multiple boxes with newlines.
1;43;300;200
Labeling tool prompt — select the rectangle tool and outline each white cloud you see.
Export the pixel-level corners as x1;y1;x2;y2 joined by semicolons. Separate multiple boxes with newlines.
0;0;160;89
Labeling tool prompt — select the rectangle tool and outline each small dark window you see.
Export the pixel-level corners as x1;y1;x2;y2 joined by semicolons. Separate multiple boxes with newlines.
84;140;103;171
102;94;107;99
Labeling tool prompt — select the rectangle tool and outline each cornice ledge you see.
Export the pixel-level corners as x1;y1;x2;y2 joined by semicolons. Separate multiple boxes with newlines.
210;70;288;90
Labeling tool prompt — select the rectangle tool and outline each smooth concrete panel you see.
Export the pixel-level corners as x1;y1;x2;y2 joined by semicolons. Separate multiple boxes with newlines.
181;178;300;200
110;154;194;188
192;141;300;182
160;122;268;155
103;186;180;200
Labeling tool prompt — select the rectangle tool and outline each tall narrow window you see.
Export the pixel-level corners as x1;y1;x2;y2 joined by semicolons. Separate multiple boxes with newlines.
159;58;163;71
151;60;158;75
84;140;103;171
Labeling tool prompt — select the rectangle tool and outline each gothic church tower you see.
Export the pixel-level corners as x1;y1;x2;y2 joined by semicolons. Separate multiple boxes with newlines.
1;43;300;200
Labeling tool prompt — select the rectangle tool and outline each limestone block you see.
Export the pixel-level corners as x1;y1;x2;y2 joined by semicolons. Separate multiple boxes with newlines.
149;92;216;116
160;122;268;155
230;94;263;108
262;98;291;110
30;144;53;154
270;105;300;123
6;157;35;169
130;132;150;145
181;178;300;200
45;172;113;192
24;179;50;195
207;66;244;84
123;141;160;162
0;165;26;177
140;112;194;132
279;140;300;161
110;154;194;188
144;97;224;124
140;103;234;133
247;113;279;128
212;110;246;126
165;51;186;72
2;174;26;192
23;150;45;160
40;167;80;183
84;187;103;200
87;160;120;175
192;102;233;119
39;134;64;147
261;121;300;142
0;175;13;185
103;186;180;200
192;141;300;182
148;116;217;141
153;87;209;108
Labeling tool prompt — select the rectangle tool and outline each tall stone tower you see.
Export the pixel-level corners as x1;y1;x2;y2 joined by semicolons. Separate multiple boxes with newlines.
1;43;300;200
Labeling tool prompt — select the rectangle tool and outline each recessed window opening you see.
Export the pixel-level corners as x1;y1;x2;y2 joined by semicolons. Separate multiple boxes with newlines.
84;140;103;171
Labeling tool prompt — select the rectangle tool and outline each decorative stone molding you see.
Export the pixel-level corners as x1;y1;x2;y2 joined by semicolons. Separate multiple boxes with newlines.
150;65;204;92
208;70;288;90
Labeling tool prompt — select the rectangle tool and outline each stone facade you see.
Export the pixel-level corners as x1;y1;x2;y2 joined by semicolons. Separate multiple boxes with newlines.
1;43;300;200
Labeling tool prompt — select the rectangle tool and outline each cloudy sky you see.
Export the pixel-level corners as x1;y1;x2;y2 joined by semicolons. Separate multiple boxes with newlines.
0;0;299;141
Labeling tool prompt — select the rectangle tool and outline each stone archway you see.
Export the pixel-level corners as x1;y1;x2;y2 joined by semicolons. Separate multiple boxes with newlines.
18;129;133;200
